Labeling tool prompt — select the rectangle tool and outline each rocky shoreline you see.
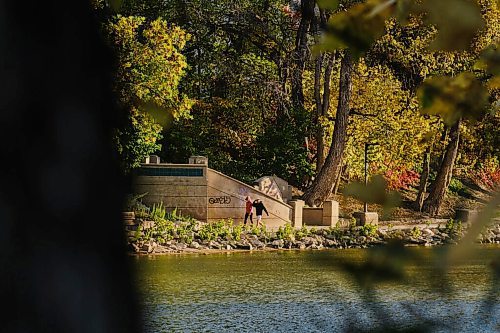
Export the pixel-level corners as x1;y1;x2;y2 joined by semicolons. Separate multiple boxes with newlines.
127;219;500;255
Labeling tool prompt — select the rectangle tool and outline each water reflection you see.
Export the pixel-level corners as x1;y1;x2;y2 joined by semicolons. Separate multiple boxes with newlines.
134;246;500;332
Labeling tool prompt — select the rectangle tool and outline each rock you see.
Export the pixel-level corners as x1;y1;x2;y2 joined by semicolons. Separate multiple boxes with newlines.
131;243;140;253
236;242;253;250
422;229;435;237
325;239;337;247
303;237;315;246
209;241;221;249
250;239;265;249
226;244;232;250
271;239;284;248
189;241;200;249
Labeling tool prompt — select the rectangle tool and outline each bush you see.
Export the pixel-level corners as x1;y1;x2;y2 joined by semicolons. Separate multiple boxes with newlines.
471;158;500;190
360;224;378;237
448;178;464;194
276;223;294;241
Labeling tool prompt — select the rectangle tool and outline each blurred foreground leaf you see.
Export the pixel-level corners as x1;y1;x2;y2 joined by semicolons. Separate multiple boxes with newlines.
417;72;490;126
475;43;500;76
340;240;411;289
343;174;401;212
415;0;485;51
317;0;396;59
446;189;500;266
317;0;339;10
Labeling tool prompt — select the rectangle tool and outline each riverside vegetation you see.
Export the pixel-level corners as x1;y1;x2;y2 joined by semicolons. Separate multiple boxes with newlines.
126;201;500;255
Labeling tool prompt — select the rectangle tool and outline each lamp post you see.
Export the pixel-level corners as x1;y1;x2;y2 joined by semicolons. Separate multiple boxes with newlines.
364;142;378;212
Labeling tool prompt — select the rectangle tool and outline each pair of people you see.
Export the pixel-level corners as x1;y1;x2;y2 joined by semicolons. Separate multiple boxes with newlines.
244;196;268;227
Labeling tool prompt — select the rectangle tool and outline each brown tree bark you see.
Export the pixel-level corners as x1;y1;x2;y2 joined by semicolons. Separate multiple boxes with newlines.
414;147;431;211
302;50;353;206
314;52;335;172
291;0;316;108
422;119;461;215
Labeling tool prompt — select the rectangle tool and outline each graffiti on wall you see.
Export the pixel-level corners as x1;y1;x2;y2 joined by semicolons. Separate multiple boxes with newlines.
209;196;232;205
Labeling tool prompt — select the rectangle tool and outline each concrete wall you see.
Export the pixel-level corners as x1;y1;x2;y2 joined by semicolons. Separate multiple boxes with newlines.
132;162;292;229
303;208;323;225
302;201;339;227
132;164;208;221
207;169;292;229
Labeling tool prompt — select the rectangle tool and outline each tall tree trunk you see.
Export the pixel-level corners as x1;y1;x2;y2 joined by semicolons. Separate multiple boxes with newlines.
291;0;315;108
302;50;353;206
422;119;461;215
315;53;334;172
414;147;431;211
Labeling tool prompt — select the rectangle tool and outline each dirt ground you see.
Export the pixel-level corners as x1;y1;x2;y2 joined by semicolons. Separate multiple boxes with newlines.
292;178;495;223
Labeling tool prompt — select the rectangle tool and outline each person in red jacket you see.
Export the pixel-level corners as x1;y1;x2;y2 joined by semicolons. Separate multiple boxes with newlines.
244;196;254;226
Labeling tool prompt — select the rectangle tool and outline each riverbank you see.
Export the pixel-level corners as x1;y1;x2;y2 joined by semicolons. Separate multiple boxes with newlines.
127;218;500;255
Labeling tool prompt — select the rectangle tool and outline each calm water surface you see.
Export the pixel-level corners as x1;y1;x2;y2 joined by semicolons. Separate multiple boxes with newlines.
133;246;500;332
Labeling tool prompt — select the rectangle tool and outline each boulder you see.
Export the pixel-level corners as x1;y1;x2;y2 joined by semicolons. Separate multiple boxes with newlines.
422;229;435;237
271;239;284;248
189;241;200;249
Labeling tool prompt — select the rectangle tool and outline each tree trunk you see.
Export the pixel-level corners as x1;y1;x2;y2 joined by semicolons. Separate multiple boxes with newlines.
291;0;315;108
315;53;335;172
414;147;431;211
302;50;353;206
422;119;461;215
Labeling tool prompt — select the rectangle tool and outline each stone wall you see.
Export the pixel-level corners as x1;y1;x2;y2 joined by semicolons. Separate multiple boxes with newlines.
132;164;208;221
132;158;293;229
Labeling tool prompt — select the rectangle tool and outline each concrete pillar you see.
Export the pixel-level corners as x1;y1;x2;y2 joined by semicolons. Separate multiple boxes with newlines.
189;155;208;165
353;212;378;226
149;155;160;164
322;200;339;227
289;200;304;228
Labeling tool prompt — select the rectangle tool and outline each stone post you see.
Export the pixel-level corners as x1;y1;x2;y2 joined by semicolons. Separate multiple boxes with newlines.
353;212;379;226
189;155;208;165
149;155;160;164
289;200;304;228
322;200;339;227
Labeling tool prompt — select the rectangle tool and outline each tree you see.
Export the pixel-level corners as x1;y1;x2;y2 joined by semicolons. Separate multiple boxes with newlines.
422;119;461;214
105;15;192;171
302;50;354;206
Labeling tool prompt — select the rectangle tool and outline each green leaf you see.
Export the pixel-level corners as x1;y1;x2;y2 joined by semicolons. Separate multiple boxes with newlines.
415;0;485;51
417;72;490;126
321;0;396;59
317;0;339;10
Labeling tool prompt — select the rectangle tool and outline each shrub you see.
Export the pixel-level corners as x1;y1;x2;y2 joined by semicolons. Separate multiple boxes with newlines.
384;166;420;190
410;226;421;238
471;158;500;190
360;224;378;237
276;223;295;241
150;202;166;222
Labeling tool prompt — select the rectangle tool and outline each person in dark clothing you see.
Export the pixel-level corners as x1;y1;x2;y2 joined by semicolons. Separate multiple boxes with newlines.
252;199;269;227
244;196;253;225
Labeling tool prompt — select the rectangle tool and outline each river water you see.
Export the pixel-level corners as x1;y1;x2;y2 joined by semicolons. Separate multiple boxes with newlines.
133;246;500;332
